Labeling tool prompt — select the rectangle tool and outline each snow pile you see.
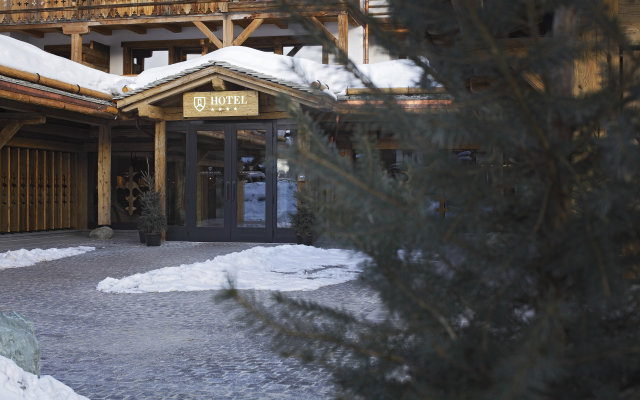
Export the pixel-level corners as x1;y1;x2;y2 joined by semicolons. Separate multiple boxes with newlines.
0;35;434;98
0;35;129;96
0;355;89;400
0;247;95;270
127;46;432;97
97;244;367;293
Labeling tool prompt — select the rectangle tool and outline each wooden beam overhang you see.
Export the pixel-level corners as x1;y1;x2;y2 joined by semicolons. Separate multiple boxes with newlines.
0;80;117;118
0;117;45;150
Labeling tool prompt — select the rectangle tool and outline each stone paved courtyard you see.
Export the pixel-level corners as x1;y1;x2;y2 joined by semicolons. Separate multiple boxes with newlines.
0;231;379;399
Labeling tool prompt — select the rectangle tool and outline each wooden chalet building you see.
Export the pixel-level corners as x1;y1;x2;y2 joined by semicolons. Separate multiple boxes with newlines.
0;0;439;242
0;0;634;242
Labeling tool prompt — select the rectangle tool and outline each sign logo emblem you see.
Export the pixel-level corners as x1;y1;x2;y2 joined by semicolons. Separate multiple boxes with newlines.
193;97;206;112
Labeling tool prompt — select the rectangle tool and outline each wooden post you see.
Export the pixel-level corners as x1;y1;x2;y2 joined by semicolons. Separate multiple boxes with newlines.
223;15;234;47
338;12;349;58
97;125;111;226
364;0;369;64
63;24;89;64
70;34;82;63
154;120;166;216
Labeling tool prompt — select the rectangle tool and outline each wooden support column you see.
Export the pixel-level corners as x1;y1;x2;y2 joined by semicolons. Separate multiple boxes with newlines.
70;34;82;63
338;12;349;57
63;24;89;64
154;120;166;216
223;15;234;47
97;125;111;226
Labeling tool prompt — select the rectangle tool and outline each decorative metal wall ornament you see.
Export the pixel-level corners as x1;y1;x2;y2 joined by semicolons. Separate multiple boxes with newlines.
117;166;142;216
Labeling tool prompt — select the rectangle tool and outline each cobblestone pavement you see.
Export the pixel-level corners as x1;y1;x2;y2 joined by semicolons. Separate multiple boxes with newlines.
0;231;381;400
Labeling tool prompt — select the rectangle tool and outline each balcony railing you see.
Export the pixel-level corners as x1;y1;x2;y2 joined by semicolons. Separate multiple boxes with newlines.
0;0;232;24
0;0;359;25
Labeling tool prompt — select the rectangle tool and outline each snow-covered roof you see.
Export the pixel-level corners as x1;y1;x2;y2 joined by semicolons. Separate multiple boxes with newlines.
0;35;435;100
0;74;114;106
114;58;324;100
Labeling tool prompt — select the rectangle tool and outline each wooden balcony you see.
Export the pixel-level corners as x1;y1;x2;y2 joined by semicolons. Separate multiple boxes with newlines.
0;0;357;33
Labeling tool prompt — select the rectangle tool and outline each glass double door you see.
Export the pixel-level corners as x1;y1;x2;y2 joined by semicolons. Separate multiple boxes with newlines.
186;122;275;241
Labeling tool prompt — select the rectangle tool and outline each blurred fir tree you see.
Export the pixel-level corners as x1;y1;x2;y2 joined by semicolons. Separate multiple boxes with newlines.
222;0;640;398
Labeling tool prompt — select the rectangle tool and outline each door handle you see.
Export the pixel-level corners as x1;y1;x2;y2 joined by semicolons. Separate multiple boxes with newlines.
232;181;236;203
225;181;230;201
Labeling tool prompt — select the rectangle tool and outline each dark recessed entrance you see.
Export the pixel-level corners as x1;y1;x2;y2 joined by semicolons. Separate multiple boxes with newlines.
166;120;298;243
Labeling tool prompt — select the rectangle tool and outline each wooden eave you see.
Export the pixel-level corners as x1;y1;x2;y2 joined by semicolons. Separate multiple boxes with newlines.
0;78;118;119
116;64;336;115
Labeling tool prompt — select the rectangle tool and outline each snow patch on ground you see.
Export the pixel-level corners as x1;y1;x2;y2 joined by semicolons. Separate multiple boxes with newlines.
97;245;367;293
0;247;95;270
0;355;89;400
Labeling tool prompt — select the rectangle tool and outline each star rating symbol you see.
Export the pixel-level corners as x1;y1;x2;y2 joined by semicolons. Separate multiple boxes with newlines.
226;107;230;111
218;107;223;111
233;107;238;111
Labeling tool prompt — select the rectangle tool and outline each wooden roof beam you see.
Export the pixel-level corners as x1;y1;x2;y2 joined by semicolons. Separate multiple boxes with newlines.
124;25;147;35
0;115;46;150
160;24;183;33
273;20;288;30
232;18;264;46
91;26;113;36
309;16;339;48
194;21;223;49
287;44;303;57
21;30;45;38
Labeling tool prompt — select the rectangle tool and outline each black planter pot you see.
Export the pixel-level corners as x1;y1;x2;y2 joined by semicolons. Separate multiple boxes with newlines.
138;231;146;243
296;235;313;245
145;233;162;246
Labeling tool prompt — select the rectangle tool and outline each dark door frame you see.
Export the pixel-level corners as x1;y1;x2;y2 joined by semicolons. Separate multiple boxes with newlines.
166;119;296;242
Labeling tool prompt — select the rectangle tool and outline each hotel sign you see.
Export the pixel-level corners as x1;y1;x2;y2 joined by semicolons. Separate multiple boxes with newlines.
183;91;259;117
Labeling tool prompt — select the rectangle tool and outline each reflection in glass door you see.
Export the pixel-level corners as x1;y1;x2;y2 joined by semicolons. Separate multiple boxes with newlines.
236;128;267;229
196;130;225;227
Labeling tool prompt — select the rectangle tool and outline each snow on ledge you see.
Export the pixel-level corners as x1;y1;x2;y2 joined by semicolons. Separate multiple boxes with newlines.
97;244;368;293
0;247;95;270
0;35;434;98
0;355;89;400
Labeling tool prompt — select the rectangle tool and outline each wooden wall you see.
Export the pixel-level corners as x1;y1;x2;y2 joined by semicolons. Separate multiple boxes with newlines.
0;146;83;233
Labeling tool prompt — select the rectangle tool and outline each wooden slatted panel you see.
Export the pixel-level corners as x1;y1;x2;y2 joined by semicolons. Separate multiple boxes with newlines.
0;147;83;232
30;149;38;231
63;152;71;228
9;147;19;232
20;148;28;231
56;151;63;228
70;153;77;228
40;150;46;231
0;147;8;232
48;150;54;230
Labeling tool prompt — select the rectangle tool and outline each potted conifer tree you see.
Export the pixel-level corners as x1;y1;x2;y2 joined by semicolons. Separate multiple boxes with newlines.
137;170;167;246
